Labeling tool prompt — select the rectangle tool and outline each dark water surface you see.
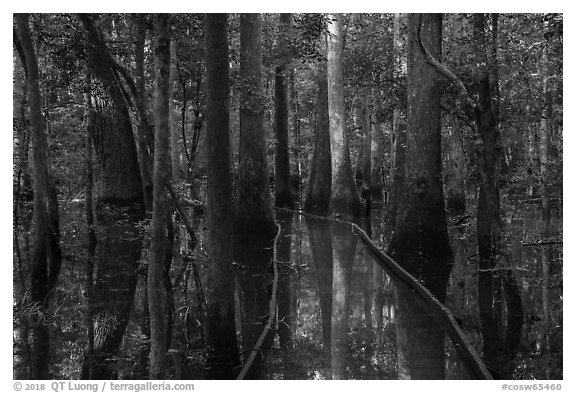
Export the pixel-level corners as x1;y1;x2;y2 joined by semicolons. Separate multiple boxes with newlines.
247;212;474;380
239;207;563;380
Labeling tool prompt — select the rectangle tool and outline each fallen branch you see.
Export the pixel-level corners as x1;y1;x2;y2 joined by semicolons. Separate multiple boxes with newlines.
236;224;281;380
521;239;562;247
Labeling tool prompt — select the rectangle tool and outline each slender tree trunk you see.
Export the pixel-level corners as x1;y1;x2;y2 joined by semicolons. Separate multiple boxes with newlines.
386;13;406;235
360;88;372;213
133;13;154;211
389;13;453;380
235;13;276;240
327;13;362;220
170;39;181;182
303;60;331;216
148;13;171;380
84;71;97;380
204;13;240;379
15;13;51;380
274;13;294;209
290;69;302;200
370;88;385;204
539;14;554;356
13;48;32;380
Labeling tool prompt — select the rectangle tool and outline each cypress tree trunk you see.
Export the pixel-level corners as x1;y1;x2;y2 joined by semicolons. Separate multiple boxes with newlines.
235;13;276;240
327;13;362;221
15;13;51;380
303;60;331;217
79;15;146;379
389;13;454;380
204;13;240;379
148;13;171;380
274;13;295;209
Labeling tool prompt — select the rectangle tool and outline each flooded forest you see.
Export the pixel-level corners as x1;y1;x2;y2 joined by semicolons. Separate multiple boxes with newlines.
13;13;562;380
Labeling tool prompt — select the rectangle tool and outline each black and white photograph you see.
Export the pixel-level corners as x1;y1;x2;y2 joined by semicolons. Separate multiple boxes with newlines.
11;7;565;386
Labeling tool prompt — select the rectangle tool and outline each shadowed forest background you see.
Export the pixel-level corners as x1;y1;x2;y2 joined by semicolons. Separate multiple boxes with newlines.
13;13;562;380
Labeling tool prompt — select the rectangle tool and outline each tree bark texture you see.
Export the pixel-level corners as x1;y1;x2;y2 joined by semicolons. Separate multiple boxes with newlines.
389;13;454;379
274;13;295;209
391;13;453;300
386;13;407;236
360;88;372;213
148;13;171;380
236;13;276;240
327;14;362;221
15;13;51;380
84;72;97;380
303;61;331;217
204;13;240;379
80;14;146;379
133;13;154;211
170;39;181;182
370;88;385;203
473;13;523;378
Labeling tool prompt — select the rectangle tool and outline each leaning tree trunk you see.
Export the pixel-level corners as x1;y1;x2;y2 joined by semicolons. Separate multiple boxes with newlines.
79;14;146;379
15;13;51;380
148;13;171;380
389;13;454;380
327;13;362;221
274;13;295;210
204;13;240;379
